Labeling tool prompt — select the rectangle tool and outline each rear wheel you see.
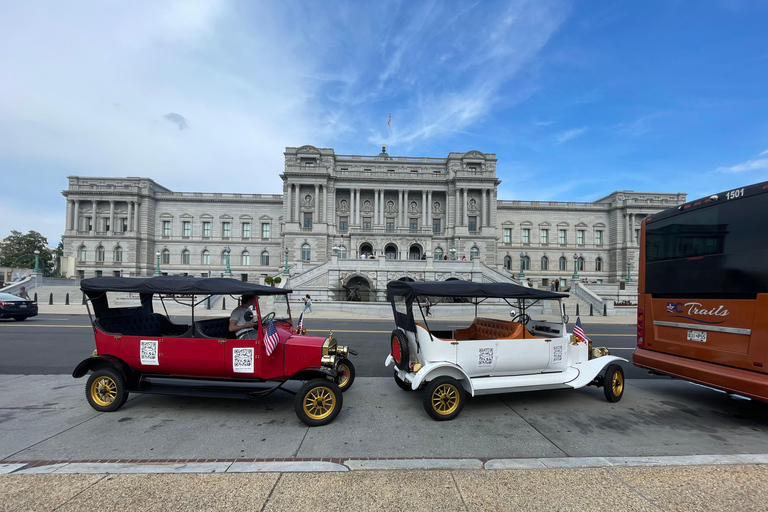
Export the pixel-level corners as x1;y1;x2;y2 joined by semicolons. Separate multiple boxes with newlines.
336;358;356;392
394;370;412;391
13;316;27;321
423;376;464;421
603;364;624;403
295;379;343;427
390;329;410;371
86;368;128;412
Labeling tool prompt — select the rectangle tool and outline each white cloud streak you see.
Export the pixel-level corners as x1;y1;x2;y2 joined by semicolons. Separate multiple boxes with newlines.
715;151;768;173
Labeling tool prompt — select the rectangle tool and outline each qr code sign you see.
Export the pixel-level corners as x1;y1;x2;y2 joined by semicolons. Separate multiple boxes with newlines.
478;347;494;368
233;347;254;373
140;340;159;365
552;345;563;365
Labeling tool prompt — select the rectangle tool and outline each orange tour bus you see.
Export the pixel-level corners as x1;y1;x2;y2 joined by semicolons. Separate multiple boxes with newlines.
633;179;768;402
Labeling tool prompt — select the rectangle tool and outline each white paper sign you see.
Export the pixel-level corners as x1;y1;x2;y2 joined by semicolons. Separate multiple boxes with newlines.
140;340;159;365
233;347;255;373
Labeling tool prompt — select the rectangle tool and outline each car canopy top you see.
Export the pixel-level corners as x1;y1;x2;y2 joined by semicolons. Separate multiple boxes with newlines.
387;279;567;332
81;276;291;318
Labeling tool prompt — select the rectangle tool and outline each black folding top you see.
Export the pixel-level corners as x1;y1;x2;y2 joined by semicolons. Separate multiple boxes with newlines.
387;280;567;301
81;276;291;296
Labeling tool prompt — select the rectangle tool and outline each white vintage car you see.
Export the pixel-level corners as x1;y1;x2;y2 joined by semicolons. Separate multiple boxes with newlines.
385;280;627;421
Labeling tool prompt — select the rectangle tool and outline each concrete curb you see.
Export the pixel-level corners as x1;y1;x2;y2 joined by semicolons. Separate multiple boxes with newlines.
8;454;768;474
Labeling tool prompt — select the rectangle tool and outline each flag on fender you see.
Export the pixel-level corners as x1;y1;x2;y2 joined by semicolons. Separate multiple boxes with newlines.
573;317;587;344
297;311;304;332
265;319;280;356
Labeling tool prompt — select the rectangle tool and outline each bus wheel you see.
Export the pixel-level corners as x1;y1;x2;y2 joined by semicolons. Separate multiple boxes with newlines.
603;364;624;403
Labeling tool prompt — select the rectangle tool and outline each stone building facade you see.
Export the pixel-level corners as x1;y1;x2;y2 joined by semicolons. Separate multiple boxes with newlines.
61;145;686;296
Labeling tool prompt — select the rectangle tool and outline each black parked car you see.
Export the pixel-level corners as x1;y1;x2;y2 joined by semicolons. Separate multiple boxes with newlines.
0;292;38;321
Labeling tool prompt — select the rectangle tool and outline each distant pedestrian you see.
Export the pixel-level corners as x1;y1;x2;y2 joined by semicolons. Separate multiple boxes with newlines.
303;294;313;314
550;281;555;292
425;297;433;317
17;286;30;300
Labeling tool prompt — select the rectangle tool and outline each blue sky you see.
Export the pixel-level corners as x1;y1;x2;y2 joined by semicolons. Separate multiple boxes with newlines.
1;0;766;245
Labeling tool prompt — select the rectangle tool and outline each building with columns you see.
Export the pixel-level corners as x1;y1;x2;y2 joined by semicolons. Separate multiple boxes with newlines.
61;145;686;299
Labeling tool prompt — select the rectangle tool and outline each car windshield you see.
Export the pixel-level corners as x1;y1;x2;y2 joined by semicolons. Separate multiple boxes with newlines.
0;293;24;301
258;294;291;323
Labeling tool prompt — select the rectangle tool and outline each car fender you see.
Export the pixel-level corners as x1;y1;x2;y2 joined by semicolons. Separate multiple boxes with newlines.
72;355;131;380
411;362;475;396
384;354;394;367
565;356;627;390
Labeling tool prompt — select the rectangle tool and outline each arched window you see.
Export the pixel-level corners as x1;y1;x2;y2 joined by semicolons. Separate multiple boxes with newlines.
385;245;397;260
201;250;210;265
162;249;170;265
241;251;250;266
79;246;87;262
114;246;123;263
301;243;311;261
470;247;479;260
522;255;530;270
541;256;549;271
338;245;347;259
96;246;105;262
434;247;443;261
220;250;229;266
595;257;603;272
181;249;190;265
504;255;512;270
559;256;567;271
578;257;585;271
261;251;269;266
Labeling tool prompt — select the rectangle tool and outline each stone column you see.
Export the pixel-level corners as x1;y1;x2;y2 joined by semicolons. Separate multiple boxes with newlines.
481;189;486;227
455;188;461;226
404;190;409;227
314;184;319;223
73;200;80;231
398;190;403;227
109;201;115;233
463;188;468;227
330;187;336;227
356;189;361;225
427;190;433;231
135;202;140;233
421;190;426;227
286;183;292;223
350;189;355;226
624;211;629;245
295;185;301;225
380;189;385;225
374;189;379;226
323;185;327;223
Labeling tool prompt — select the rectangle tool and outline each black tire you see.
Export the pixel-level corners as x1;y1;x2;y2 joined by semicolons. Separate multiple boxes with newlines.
294;378;343;427
423;376;465;421
394;370;412;391
336;358;356;392
390;329;410;371
603;364;625;403
13;316;27;321
85;368;128;412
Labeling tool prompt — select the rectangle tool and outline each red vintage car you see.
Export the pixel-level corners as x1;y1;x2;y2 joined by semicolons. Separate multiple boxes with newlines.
73;276;356;426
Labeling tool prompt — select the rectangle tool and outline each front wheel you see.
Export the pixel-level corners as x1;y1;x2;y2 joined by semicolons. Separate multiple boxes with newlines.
423;376;465;421
13;316;27;321
85;368;128;412
336;358;356;392
603;364;624;402
295;379;343;427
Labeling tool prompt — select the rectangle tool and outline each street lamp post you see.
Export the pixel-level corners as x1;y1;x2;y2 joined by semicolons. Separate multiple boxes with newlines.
519;252;526;278
33;250;41;274
627;260;632;282
224;246;232;275
572;253;579;280
283;248;289;275
154;251;161;275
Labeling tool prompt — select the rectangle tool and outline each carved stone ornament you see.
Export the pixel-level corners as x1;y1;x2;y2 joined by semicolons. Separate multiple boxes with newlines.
432;201;444;215
467;198;480;212
361;200;374;213
301;194;314;207
408;200;420;215
385;200;398;214
337;199;350;213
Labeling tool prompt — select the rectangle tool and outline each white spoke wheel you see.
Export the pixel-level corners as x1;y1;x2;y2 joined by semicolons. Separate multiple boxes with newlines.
423;376;464;421
336;358;356;392
295;378;343;427
603;364;625;403
85;368;128;412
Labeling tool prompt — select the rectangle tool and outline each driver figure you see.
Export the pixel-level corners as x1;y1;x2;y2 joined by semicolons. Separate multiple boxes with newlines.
229;294;258;339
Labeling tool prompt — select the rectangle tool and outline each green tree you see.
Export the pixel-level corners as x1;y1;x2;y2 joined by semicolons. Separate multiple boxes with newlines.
0;230;53;271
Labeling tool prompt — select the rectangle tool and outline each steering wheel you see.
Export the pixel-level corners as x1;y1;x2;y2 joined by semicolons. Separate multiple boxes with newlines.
261;312;275;325
512;313;531;325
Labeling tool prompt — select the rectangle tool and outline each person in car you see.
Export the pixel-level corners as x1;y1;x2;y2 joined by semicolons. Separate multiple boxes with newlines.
229;294;258;338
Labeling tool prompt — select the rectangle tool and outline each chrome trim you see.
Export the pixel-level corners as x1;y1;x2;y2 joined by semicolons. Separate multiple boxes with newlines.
653;321;751;335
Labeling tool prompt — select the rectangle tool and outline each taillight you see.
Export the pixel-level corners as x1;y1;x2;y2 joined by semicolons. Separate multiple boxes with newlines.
637;308;645;348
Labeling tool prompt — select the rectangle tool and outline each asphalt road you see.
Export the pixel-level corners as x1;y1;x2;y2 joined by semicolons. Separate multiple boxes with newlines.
0;315;648;378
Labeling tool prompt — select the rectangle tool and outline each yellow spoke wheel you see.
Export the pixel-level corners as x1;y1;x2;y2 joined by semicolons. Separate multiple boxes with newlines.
603;364;625;403
295;378;343;426
90;376;118;406
336;358;356;392
423;376;465;421
431;383;459;415
303;386;335;420
85;368;128;412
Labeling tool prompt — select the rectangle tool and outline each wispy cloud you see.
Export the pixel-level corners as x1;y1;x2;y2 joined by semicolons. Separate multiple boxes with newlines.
715;150;768;173
555;127;588;145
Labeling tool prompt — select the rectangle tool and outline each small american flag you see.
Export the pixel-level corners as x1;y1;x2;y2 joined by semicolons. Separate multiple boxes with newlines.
265;319;280;356
573;317;587;344
297;311;305;332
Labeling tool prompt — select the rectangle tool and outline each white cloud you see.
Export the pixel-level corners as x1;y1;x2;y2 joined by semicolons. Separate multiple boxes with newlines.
555;127;588;145
715;151;768;173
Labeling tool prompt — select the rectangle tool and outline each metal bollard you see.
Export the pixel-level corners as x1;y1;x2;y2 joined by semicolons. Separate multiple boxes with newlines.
34;292;38;302
222;298;226;310
65;293;69;305
49;293;54;305
576;304;580;316
603;303;607;316
589;304;593;316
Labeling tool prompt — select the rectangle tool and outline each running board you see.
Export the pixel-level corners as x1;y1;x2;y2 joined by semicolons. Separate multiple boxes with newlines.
471;368;580;395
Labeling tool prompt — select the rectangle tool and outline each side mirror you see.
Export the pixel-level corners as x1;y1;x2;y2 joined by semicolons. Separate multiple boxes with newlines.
510;309;517;318
563;315;570;324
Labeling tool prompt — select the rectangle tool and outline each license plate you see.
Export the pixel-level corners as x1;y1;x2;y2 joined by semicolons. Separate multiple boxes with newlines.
687;330;707;342
19;305;27;309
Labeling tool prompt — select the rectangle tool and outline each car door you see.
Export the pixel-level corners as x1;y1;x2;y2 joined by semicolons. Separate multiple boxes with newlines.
456;337;551;377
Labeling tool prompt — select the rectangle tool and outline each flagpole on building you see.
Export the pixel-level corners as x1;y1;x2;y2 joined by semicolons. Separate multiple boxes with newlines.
387;113;391;155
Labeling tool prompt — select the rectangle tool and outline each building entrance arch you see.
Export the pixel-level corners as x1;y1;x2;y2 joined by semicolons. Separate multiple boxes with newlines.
408;244;423;260
342;275;374;301
359;243;373;259
384;244;398;260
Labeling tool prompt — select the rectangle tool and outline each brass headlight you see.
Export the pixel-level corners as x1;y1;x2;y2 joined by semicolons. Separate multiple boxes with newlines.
321;355;338;368
322;336;338;357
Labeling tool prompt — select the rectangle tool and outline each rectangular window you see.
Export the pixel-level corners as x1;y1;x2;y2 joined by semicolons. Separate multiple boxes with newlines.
303;212;313;229
203;221;211;237
635;228;640;243
409;218;418;232
559;229;567;245
95;270;102;277
541;229;549;244
363;217;372;230
121;218;128;232
162;221;171;237
339;216;348;232
242;222;251;238
222;222;231;238
261;223;270;239
387;218;395;233
433;218;441;234
104;218;110;232
595;230;603;245
182;221;191;237
468;216;477;232
503;228;512;244
577;230;585;245
522;228;530;244
113;271;121;277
